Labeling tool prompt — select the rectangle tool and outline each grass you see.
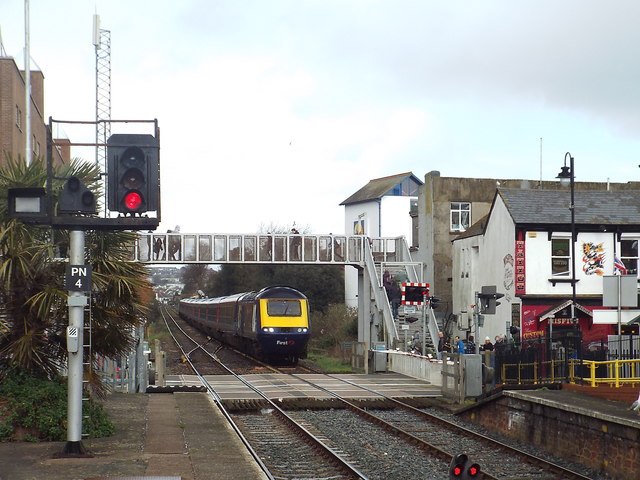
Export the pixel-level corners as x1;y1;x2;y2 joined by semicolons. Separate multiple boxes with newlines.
306;352;354;373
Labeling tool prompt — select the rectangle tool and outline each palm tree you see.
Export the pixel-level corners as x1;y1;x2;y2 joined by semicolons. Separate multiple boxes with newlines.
0;155;152;381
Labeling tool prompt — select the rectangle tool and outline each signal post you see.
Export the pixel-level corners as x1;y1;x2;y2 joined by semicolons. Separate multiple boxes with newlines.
7;120;161;456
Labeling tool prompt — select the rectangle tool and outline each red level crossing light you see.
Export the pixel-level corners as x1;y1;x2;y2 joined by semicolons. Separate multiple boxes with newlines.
107;134;159;215
402;282;429;305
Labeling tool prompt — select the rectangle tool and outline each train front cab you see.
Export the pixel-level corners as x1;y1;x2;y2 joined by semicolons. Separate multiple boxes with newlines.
255;287;310;363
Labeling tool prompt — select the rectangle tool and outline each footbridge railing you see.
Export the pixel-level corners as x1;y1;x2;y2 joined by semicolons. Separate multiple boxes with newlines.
131;232;411;266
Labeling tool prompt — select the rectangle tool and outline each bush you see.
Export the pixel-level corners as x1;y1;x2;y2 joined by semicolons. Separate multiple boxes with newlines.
310;304;357;352
0;371;114;441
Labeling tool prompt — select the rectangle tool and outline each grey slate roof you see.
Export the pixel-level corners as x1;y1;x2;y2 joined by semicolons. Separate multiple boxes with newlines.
498;188;640;225
340;172;423;205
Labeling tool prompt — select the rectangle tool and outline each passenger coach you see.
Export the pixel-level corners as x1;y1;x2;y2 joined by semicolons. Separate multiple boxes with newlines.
179;286;311;364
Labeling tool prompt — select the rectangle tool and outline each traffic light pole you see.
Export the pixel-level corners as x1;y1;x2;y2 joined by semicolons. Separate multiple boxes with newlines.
62;229;87;456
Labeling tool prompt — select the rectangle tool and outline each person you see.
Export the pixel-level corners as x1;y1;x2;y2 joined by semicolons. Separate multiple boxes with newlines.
480;336;494;352
455;336;465;354
494;334;507;355
437;331;447;360
383;270;392;298
465;335;476;354
289;227;301;260
389;282;401;319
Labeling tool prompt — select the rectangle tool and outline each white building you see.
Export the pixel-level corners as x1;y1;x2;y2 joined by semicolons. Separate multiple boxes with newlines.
341;172;422;307
452;187;640;345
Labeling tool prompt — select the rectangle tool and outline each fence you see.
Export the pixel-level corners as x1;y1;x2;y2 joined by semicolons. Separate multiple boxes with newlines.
497;332;640;387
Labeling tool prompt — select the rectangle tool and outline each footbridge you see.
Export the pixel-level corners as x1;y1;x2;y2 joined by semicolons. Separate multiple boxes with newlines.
133;232;439;357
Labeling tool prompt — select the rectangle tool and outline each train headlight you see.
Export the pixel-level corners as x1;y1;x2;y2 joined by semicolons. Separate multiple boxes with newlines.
263;327;275;333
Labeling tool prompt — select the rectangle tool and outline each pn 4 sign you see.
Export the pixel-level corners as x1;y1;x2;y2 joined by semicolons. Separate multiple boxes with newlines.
65;265;92;292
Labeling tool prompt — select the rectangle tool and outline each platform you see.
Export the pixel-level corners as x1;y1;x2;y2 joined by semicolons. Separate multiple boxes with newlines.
162;373;442;400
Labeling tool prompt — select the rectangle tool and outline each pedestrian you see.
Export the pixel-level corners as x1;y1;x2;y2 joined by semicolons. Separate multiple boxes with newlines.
383;270;392;298
480;336;494;352
437;331;446;360
465;335;476;354
455;336;465;354
389;281;401;319
494;334;506;355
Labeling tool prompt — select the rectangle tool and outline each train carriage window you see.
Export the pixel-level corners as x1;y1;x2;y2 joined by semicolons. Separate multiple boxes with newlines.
267;299;301;316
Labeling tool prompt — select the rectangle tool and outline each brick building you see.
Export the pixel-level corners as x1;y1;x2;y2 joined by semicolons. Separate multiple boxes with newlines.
0;55;66;165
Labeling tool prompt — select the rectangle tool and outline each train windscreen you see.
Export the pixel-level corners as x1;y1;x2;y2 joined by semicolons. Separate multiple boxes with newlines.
266;299;301;316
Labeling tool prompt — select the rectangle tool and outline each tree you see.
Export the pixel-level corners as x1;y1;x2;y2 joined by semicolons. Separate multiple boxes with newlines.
180;264;215;297
0;156;152;379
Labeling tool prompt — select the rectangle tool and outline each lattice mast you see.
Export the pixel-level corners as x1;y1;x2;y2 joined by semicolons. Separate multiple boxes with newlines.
93;14;111;171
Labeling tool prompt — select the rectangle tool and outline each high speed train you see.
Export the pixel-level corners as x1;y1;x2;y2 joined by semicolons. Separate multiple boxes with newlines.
179;286;311;364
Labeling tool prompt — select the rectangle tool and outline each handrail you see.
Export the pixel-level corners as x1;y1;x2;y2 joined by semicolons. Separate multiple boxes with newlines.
499;357;640;387
363;239;399;344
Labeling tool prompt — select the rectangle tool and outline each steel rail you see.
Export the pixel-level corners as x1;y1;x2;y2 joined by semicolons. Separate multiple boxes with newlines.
159;308;275;480
161;307;368;480
319;373;594;480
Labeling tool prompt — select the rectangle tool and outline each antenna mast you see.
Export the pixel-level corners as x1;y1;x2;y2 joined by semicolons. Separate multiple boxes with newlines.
93;14;111;169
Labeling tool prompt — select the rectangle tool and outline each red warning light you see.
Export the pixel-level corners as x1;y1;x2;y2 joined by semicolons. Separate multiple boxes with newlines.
124;191;142;211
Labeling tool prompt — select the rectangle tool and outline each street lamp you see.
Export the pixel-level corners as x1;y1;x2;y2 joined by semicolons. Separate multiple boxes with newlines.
556;152;577;326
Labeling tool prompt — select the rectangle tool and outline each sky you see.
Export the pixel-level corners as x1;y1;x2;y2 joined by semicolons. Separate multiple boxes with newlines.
1;1;640;235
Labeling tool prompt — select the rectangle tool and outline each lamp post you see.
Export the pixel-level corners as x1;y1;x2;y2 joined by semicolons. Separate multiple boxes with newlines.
556;152;577;327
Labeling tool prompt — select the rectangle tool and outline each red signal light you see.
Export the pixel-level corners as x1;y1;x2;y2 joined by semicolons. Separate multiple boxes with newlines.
452;465;463;476
468;464;480;477
124;191;142;211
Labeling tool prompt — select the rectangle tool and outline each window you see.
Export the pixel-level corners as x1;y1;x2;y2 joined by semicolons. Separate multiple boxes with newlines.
450;202;471;232
551;238;570;276
267;299;301;317
15;106;22;129
620;239;638;275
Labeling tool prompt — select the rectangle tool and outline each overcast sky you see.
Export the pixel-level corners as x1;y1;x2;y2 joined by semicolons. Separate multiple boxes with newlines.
1;1;640;234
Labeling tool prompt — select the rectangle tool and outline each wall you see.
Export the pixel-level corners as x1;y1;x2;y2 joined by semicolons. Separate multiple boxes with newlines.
451;194;518;341
459;392;640;480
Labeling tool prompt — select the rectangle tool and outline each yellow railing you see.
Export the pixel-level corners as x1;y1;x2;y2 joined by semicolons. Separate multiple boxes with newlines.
576;358;640;387
500;358;640;387
501;359;569;386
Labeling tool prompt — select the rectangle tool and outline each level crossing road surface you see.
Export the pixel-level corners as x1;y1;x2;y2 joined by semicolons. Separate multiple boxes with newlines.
159;372;442;401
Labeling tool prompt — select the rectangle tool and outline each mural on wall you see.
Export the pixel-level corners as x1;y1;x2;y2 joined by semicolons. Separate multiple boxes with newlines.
582;242;605;276
503;253;514;302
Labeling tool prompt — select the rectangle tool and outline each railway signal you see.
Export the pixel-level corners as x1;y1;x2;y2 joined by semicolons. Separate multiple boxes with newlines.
58;176;96;214
107;134;159;215
478;285;504;315
449;453;481;479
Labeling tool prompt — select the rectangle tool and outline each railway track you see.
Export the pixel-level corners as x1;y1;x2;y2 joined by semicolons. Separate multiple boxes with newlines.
159;306;599;480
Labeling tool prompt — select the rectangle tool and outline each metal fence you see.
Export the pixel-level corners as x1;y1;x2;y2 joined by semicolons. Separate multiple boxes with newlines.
496;332;640;386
